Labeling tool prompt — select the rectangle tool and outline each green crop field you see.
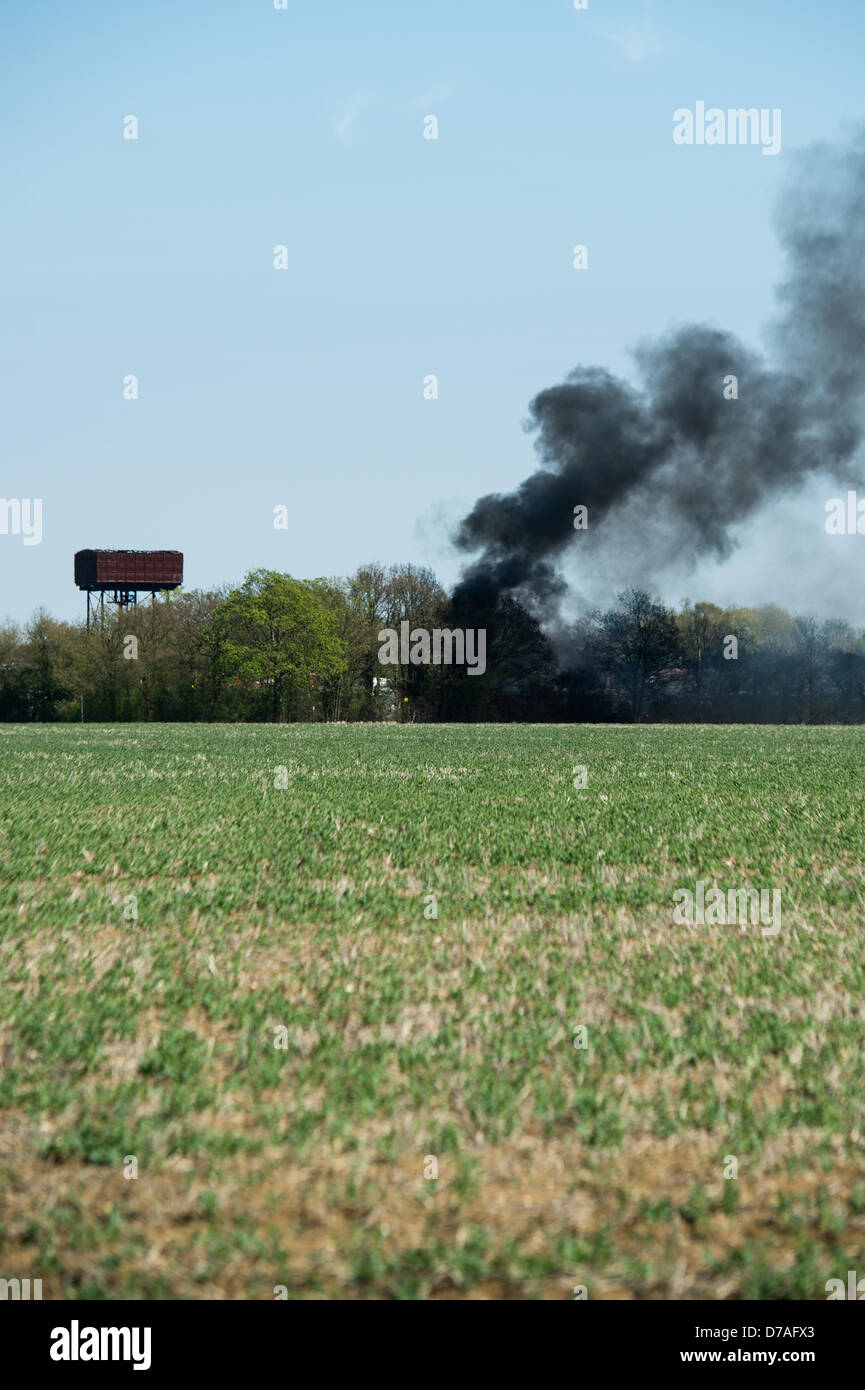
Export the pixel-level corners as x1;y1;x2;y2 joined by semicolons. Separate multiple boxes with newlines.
1;722;864;1300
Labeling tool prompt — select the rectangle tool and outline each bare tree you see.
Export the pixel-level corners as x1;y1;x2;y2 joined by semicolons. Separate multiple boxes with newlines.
587;588;680;720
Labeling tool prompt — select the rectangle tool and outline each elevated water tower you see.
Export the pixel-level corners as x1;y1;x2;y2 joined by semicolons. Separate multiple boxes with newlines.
74;549;184;629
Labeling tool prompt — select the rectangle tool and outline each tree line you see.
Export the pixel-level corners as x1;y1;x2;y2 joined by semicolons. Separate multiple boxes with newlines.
2;564;864;723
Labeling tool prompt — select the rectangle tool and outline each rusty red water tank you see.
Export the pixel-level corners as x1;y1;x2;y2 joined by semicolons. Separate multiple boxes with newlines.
74;550;183;590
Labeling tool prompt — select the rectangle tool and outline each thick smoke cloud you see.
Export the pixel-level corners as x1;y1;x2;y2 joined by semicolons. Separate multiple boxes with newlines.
453;130;865;616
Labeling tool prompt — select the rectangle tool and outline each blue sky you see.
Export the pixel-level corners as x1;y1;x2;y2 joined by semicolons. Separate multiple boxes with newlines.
2;0;865;624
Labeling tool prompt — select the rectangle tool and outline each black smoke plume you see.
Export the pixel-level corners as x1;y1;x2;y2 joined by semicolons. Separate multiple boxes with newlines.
453;130;865;616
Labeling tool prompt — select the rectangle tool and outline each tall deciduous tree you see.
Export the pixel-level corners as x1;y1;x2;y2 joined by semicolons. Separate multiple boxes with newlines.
587;588;680;721
209;570;345;722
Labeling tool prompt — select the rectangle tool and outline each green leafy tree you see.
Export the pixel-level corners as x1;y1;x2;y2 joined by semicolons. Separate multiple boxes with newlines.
21;611;71;720
209;570;345;722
